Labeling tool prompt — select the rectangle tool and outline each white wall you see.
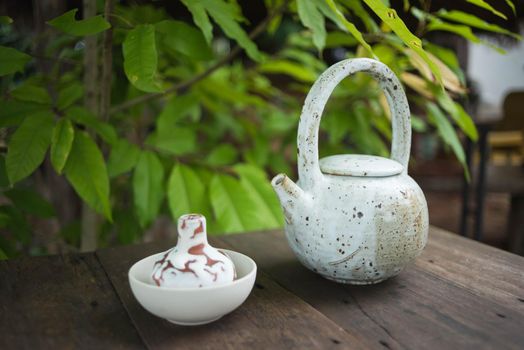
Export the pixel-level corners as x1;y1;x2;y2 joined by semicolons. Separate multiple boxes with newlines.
467;24;524;109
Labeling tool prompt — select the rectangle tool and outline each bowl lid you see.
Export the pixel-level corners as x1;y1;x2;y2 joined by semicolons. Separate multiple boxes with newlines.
319;154;404;177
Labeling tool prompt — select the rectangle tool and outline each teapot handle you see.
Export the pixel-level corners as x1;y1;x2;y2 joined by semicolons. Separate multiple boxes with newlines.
297;58;411;191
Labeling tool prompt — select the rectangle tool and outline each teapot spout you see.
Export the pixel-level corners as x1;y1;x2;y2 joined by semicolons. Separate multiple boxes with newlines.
271;174;306;222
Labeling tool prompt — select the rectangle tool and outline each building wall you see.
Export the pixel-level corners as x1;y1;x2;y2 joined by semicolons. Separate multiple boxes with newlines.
467;24;524;109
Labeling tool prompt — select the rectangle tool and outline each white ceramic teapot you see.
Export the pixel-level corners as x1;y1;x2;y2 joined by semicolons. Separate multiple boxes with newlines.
271;58;428;285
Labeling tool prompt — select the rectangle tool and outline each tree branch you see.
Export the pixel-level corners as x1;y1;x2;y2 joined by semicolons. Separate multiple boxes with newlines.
31;54;80;66
109;0;289;115
81;0;100;252
99;0;114;121
415;0;431;37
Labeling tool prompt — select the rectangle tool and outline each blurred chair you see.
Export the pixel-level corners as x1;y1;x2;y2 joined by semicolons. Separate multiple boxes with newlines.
487;91;524;254
488;91;524;166
461;90;524;254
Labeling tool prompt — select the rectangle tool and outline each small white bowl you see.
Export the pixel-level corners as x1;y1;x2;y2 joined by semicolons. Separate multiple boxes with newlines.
129;249;257;326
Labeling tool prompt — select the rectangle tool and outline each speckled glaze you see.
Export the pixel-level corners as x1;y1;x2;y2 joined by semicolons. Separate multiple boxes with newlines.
271;58;428;285
151;214;236;288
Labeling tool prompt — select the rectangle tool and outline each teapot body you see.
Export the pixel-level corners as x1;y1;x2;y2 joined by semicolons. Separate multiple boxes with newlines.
272;58;430;285
284;173;428;284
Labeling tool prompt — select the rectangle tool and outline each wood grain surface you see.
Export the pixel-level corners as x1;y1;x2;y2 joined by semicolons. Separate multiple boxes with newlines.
0;253;143;349
1;226;523;350
97;241;364;350
216;227;524;350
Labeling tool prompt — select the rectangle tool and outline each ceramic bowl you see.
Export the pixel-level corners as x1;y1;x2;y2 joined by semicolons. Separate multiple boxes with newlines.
129;249;257;326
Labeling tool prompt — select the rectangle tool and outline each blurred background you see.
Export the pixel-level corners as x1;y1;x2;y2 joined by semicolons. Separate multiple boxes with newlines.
0;0;522;258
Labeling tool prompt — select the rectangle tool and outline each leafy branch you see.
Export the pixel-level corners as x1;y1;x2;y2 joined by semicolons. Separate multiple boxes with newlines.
109;0;290;115
0;0;519;255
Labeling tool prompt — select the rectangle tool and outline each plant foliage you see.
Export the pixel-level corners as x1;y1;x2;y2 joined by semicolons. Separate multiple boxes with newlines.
0;0;518;256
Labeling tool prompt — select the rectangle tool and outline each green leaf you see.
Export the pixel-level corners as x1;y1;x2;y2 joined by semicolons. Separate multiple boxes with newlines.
350;102;389;156
145;127;196;156
234;164;283;228
325;31;358;48
0;101;48;127
424;42;465;84
10;83;51;105
107;139;140;178
181;0;263;62
426;102;468;178
0;205;31;245
424;42;460;69
209;173;261;233
64;130;112;220
0;156;9;188
57;82;84;110
198;76;266;107
296;0;326;52
341;0;379;32
324;0;374;56
180;0;214;44
66;106;117;145
117;4;168;25
505;0;516;15
436;91;478;141
437;10;520;39
123;24;163;93
59;221;81;247
205;144;238;166
0;247;7;260
51;119;75;174
264;109;299;134
5;188;55;218
363;0;441;83
244;135;270;167
0;46;31;76
372;43;396;66
427;19;505;54
259;59;317;82
206;0;263;62
155;20;213;60
157;94;200;131
47;9;110;36
466;0;507;20
132;151;164;227
323;109;352;145
6;111;54;184
268;152;293;176
265;0;284;34
281;47;327;71
411;115;427;132
413;8;507;53
113;209;141;244
0;16;13;25
167;163;207;220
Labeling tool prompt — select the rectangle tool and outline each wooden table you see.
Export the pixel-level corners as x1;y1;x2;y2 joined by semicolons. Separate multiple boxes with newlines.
1;227;523;349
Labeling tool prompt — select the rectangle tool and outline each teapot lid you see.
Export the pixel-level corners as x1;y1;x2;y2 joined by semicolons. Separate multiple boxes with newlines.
319;154;403;177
